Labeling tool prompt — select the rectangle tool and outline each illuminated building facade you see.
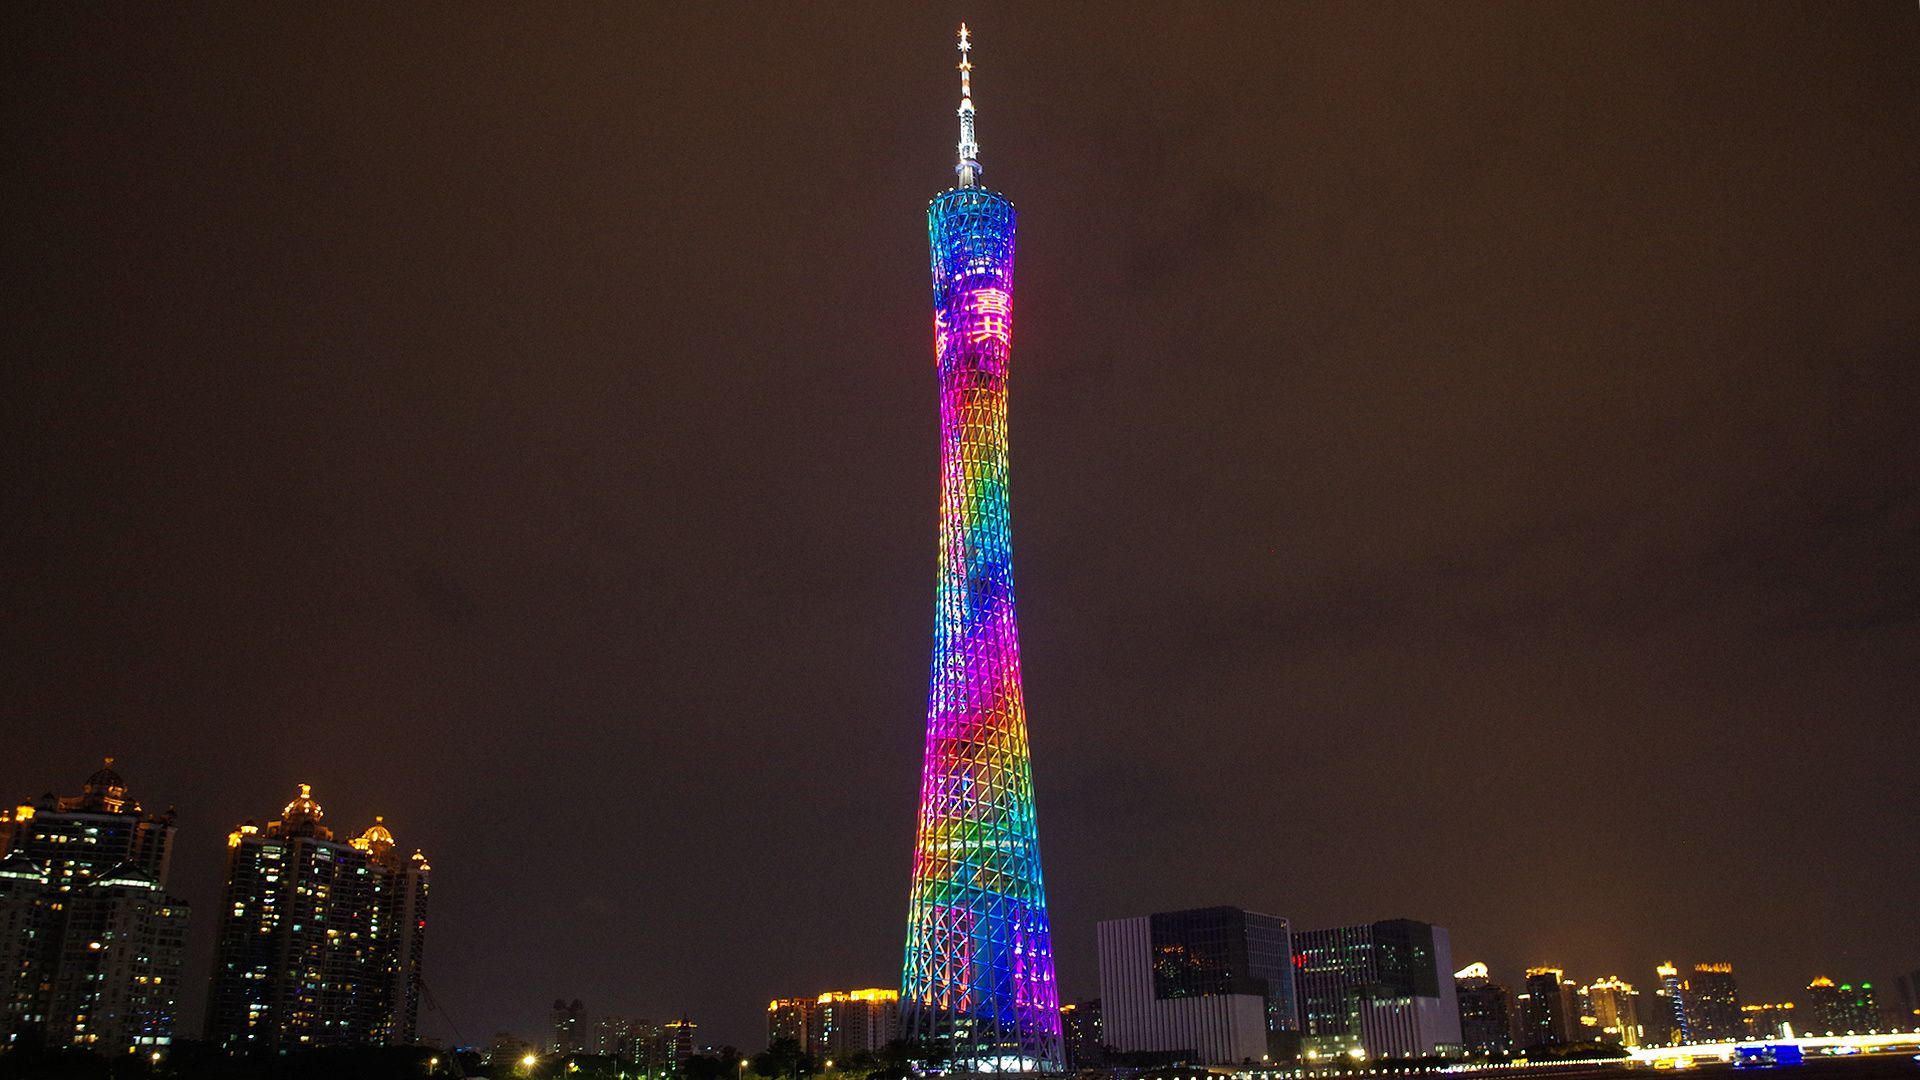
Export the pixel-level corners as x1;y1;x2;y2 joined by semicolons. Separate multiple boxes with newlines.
1520;968;1575;1047
767;997;816;1049
1580;976;1642;1047
899;24;1061;1072
1804;977;1881;1035
815;989;900;1058
1452;963;1514;1058
1684;963;1740;1041
663;1018;698;1072
1292;919;1461;1062
205;785;431;1050
0;762;190;1054
1097;907;1297;1065
1656;963;1692;1044
1742;1002;1795;1040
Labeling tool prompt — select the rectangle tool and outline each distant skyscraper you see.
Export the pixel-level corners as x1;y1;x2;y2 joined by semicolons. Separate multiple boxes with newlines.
1581;977;1643;1047
204;785;431;1050
1520;968;1575;1047
1685;963;1740;1041
1059;1000;1103;1069
767;997;816;1050
596;1015;635;1059
1452;963;1514;1058
1293;919;1462;1062
662;1018;697;1072
1097;907;1297;1065
899;24;1062;1074
1656;963;1693;1044
0;761;190;1054
813;989;900;1059
1897;970;1920;1027
1741;1002;1795;1040
552;999;589;1055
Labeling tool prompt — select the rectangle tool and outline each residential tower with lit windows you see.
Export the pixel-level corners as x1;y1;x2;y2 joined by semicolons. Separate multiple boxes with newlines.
205;785;430;1050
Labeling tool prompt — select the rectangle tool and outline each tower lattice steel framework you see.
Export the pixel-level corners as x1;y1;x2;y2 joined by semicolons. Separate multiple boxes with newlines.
900;24;1063;1073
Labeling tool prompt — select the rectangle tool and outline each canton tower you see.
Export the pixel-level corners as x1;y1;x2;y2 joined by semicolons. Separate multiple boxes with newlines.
900;24;1063;1073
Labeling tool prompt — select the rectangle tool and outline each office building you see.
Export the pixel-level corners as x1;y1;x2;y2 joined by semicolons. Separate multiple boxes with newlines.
898;25;1062;1073
1;762;190;1054
204;785;431;1050
1520;968;1575;1047
1452;963;1513;1058
1686;963;1740;1041
1581;977;1642;1047
1293;919;1461;1061
1098;906;1297;1065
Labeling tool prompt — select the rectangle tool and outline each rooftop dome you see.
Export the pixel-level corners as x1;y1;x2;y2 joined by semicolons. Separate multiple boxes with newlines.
282;783;324;822
84;756;126;795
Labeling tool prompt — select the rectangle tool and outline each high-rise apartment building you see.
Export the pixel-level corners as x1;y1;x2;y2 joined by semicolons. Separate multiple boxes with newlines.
1059;1000;1103;1068
767;997;815;1049
813;989;899;1059
898;25;1062;1074
1520;968;1575;1047
1742;1003;1795;1040
1452;963;1514;1058
551;999;589;1055
1804;977;1881;1035
1097;907;1297;1065
1293;919;1461;1062
662;1018;697;1072
1581;977;1642;1047
1685;963;1740;1041
1;762;190;1055
204;785;431;1051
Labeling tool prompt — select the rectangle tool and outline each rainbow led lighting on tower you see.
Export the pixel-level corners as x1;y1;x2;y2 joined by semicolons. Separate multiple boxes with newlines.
899;24;1064;1073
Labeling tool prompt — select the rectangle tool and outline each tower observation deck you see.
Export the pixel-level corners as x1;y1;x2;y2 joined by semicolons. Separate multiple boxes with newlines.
899;25;1064;1073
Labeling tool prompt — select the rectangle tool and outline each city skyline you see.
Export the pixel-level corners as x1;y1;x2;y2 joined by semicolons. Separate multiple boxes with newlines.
5;4;1917;1055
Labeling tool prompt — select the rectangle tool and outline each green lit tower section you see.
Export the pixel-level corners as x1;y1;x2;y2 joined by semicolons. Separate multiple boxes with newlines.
900;25;1063;1073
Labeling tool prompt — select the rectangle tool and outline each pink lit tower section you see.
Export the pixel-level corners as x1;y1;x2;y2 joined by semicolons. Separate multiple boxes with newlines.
899;25;1064;1073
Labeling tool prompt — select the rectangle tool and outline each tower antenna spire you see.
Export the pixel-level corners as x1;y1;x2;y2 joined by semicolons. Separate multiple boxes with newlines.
955;23;981;186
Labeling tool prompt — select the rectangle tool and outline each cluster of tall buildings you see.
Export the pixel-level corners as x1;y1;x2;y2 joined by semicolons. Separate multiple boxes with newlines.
766;989;900;1062
0;762;431;1059
1087;908;1461;1067
1449;960;1904;1058
546;1000;698;1072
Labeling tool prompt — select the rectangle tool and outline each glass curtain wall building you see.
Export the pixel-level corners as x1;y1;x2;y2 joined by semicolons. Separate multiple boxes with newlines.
901;24;1063;1073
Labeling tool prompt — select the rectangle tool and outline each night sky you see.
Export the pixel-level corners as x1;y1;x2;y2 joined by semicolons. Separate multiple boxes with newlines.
5;4;1917;1051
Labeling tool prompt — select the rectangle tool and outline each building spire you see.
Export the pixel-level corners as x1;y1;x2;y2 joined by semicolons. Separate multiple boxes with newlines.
955;23;981;186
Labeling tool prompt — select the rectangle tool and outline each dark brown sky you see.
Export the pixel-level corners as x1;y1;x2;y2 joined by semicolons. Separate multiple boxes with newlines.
5;3;1917;1050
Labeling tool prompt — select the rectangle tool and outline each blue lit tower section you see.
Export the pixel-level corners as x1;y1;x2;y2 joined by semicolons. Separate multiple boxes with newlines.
900;24;1064;1073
